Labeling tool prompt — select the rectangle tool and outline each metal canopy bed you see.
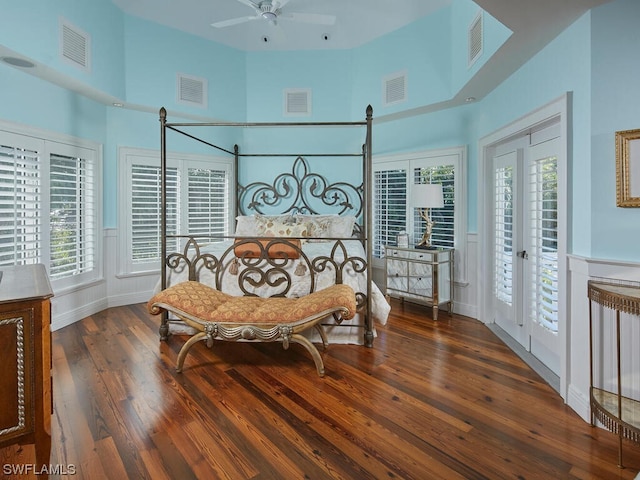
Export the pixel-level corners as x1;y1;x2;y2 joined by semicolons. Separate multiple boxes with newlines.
157;105;389;350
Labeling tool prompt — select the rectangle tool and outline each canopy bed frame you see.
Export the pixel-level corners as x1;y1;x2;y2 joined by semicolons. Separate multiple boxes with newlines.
157;105;383;350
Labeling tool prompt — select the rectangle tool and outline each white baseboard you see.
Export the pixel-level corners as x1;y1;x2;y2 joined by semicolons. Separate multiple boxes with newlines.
454;302;477;319
51;298;109;331
107;290;154;309
567;382;590;423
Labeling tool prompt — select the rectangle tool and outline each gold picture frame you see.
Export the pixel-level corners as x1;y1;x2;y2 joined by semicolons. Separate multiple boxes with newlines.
615;128;640;207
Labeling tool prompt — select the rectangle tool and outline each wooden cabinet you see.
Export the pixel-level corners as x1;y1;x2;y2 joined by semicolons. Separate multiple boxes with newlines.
385;246;453;320
588;280;640;468
0;264;53;474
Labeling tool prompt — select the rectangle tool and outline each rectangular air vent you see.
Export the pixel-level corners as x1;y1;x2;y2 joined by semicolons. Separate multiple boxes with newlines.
383;71;407;106
177;73;207;108
468;11;483;66
284;88;311;116
60;19;90;71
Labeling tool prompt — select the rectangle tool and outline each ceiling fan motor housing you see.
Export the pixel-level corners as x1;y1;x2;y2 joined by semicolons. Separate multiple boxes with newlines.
259;1;279;23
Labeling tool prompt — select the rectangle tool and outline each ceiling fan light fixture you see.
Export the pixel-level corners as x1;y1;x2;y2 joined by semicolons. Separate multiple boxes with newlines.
261;11;277;23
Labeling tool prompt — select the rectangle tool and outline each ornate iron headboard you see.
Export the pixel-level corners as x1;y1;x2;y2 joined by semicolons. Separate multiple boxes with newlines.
238;156;363;221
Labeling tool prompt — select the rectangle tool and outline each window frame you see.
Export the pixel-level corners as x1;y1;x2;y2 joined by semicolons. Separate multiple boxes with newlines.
372;146;467;284
117;147;234;277
0;123;103;293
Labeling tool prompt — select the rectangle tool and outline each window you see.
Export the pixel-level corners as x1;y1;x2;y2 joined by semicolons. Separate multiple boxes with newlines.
187;167;229;236
0;128;102;289
373;166;407;258
50;152;97;280
119;148;233;276
373;147;466;282
413;165;455;249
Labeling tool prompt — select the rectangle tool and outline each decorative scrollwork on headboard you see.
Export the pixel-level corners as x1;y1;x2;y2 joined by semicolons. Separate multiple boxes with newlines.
238;156;363;219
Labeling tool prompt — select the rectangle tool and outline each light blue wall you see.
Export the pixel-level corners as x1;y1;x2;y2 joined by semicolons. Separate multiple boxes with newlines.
245;49;353;122
470;12;593;248
351;8;452;118
463;0;640;258
590;0;640;260
123;16;247;121
0;62;107;142
2;0;639;261
450;0;512;94
0;0;126;99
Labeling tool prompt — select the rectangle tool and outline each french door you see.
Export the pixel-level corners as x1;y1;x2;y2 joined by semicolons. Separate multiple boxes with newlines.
492;136;561;375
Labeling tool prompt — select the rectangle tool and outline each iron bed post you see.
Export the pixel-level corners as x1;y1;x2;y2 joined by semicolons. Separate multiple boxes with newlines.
364;105;374;347
234;144;239;218
159;107;169;341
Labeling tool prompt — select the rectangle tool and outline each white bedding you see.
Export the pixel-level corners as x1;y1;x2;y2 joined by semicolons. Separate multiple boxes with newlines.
158;238;390;345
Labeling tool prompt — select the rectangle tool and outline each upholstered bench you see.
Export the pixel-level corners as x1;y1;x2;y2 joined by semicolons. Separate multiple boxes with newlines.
147;281;357;377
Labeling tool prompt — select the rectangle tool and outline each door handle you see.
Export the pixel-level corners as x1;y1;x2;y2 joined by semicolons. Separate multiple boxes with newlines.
517;250;528;259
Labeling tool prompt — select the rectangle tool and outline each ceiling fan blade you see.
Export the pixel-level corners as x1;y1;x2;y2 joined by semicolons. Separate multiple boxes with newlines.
234;0;260;10
211;15;259;28
280;12;336;26
274;0;293;9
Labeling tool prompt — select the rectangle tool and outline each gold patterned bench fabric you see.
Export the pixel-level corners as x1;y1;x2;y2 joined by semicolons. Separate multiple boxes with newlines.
147;281;357;376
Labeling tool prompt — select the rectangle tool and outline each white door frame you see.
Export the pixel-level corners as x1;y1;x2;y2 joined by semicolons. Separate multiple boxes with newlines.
477;93;570;400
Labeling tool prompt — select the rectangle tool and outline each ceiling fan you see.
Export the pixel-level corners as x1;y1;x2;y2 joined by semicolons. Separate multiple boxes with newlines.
211;0;336;28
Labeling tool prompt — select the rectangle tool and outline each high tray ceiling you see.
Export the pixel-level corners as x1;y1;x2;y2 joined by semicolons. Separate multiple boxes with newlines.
110;0;612;115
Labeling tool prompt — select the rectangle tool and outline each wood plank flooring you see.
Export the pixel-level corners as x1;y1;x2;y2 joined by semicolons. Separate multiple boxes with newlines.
2;298;640;479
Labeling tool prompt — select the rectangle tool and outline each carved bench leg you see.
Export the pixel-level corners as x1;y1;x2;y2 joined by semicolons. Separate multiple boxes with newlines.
288;334;325;377
176;331;207;373
315;324;329;350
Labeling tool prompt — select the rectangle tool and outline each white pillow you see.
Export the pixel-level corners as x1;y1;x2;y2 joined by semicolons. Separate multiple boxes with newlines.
235;215;259;236
328;215;357;238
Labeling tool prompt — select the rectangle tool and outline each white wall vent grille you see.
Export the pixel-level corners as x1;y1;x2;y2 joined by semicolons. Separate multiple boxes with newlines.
60;19;90;71
468;11;483;66
177;73;207;108
383;72;407;106
284;89;311;116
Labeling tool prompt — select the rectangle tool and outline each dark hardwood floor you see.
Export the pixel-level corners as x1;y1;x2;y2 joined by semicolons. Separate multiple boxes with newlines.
2;298;639;479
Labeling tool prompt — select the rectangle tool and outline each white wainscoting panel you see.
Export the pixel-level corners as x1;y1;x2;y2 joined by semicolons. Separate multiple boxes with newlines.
567;255;640;422
105;228;158;308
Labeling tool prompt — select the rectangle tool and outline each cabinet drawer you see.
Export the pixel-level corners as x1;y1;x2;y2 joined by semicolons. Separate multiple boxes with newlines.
409;262;432;276
386;258;408;277
387;276;408;293
408;276;434;298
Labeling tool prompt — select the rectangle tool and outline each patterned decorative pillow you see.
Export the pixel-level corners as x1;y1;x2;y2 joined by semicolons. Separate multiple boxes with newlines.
305;216;334;238
255;215;313;238
297;214;357;239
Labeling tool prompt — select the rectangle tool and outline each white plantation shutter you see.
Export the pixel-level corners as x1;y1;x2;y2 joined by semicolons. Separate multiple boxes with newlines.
528;154;559;332
373;167;407;258
131;164;179;262
0;142;41;265
494;164;514;306
187;167;229;236
49;153;96;279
